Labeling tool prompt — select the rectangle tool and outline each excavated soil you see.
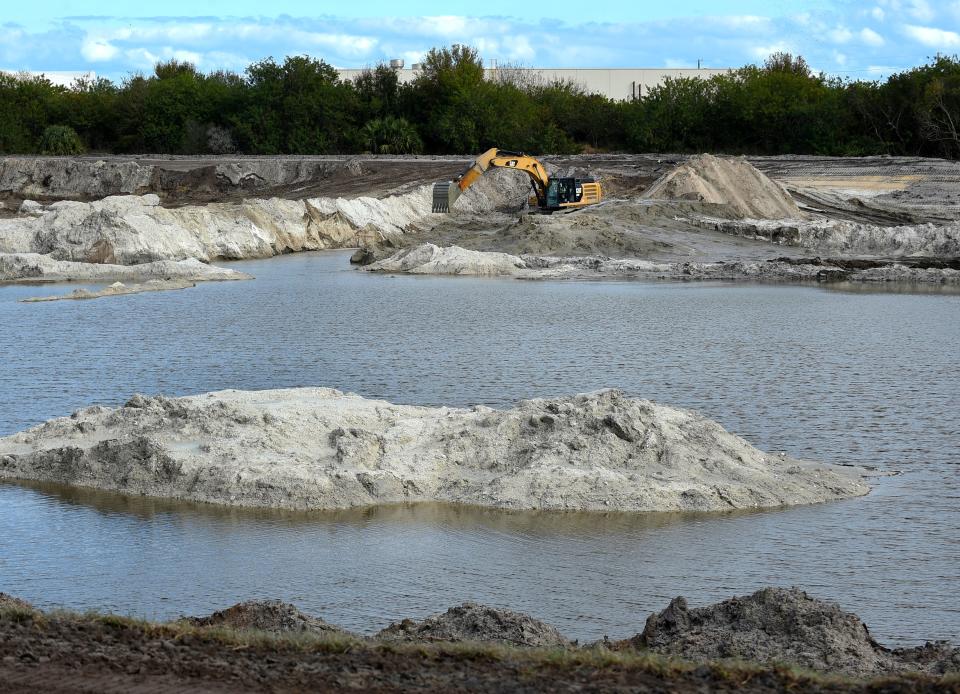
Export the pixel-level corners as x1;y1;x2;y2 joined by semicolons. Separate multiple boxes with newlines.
3;153;959;288
617;587;960;678
184;600;345;636
0;590;956;691
376;603;572;648
643;154;804;219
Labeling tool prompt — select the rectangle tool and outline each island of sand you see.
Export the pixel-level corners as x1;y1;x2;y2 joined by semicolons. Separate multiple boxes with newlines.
0;388;867;512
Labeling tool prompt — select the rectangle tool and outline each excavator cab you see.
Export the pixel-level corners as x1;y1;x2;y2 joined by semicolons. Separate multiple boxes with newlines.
543;177;598;211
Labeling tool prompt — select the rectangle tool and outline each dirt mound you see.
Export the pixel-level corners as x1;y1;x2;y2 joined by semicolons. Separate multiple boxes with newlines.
187;600;346;636
452;167;531;214
377;603;571;648
0;593;35;611
645;154;804;220
365;243;526;275
628;587;959;677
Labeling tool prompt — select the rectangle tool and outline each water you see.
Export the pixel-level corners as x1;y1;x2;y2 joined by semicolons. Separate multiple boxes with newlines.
1;251;958;645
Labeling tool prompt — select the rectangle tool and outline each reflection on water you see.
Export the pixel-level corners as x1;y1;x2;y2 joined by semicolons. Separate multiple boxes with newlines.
13;478;765;535
1;251;958;646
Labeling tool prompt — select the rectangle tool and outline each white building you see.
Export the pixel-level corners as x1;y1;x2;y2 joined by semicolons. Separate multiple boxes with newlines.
336;63;731;101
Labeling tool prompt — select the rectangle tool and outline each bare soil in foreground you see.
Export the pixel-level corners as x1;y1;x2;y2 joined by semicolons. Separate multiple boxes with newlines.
0;604;956;694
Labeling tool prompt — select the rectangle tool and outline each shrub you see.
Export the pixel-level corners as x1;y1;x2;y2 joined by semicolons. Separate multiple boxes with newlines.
39;125;85;155
361;116;423;154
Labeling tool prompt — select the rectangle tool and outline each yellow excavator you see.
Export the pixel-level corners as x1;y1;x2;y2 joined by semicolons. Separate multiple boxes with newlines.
432;148;603;213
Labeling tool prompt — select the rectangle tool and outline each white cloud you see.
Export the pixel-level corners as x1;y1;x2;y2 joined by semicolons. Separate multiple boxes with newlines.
0;69;95;86
81;36;118;62
418;16;470;37
903;24;960;47
751;43;790;60
907;0;935;22
828;27;853;43
123;47;159;69
860;28;885;46
0;8;950;82
711;15;772;31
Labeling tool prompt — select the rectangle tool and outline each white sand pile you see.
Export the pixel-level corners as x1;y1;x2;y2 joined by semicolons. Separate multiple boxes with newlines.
644;154;804;220
0;388;868;512
0;188;437;270
365;243;526;276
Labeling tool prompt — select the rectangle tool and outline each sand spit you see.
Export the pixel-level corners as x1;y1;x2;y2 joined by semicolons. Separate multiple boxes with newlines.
0;387;868;512
0;253;250;284
620;587;960;678
20;279;196;302
366;243;960;284
644;154;804;220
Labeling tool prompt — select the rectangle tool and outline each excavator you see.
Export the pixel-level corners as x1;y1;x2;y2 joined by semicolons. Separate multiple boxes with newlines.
432;148;603;213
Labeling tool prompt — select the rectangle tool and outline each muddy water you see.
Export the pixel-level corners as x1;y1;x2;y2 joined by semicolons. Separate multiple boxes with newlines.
1;251;958;645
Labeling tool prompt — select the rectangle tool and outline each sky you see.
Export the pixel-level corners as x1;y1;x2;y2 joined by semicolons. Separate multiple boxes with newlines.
2;0;960;83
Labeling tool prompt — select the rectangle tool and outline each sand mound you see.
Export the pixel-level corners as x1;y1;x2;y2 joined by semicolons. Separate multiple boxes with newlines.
365;243;526;275
377;603;571;648
629;588;960;677
186;600;346;636
451;168;532;214
0;388;868;512
645;154;803;220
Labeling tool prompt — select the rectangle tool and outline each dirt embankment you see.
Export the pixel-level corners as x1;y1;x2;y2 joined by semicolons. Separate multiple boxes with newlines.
367;154;960;284
0;156;468;206
0;588;956;691
0;387;868;513
3;153;959;287
365;242;960;284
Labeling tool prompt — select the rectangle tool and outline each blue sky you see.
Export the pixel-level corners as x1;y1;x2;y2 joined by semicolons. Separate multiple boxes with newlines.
3;1;960;83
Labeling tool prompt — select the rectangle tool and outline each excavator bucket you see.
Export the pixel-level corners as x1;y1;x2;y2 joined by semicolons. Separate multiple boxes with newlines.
432;181;461;213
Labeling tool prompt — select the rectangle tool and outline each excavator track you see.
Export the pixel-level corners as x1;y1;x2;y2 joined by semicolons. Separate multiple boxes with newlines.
432;182;452;213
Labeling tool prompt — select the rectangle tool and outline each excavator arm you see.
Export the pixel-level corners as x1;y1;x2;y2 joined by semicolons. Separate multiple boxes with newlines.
432;148;551;212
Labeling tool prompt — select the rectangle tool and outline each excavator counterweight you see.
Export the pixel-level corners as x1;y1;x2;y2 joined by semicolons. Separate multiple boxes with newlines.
432;148;602;214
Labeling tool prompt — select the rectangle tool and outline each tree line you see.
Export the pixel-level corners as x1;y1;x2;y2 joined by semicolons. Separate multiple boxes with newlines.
1;45;959;159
